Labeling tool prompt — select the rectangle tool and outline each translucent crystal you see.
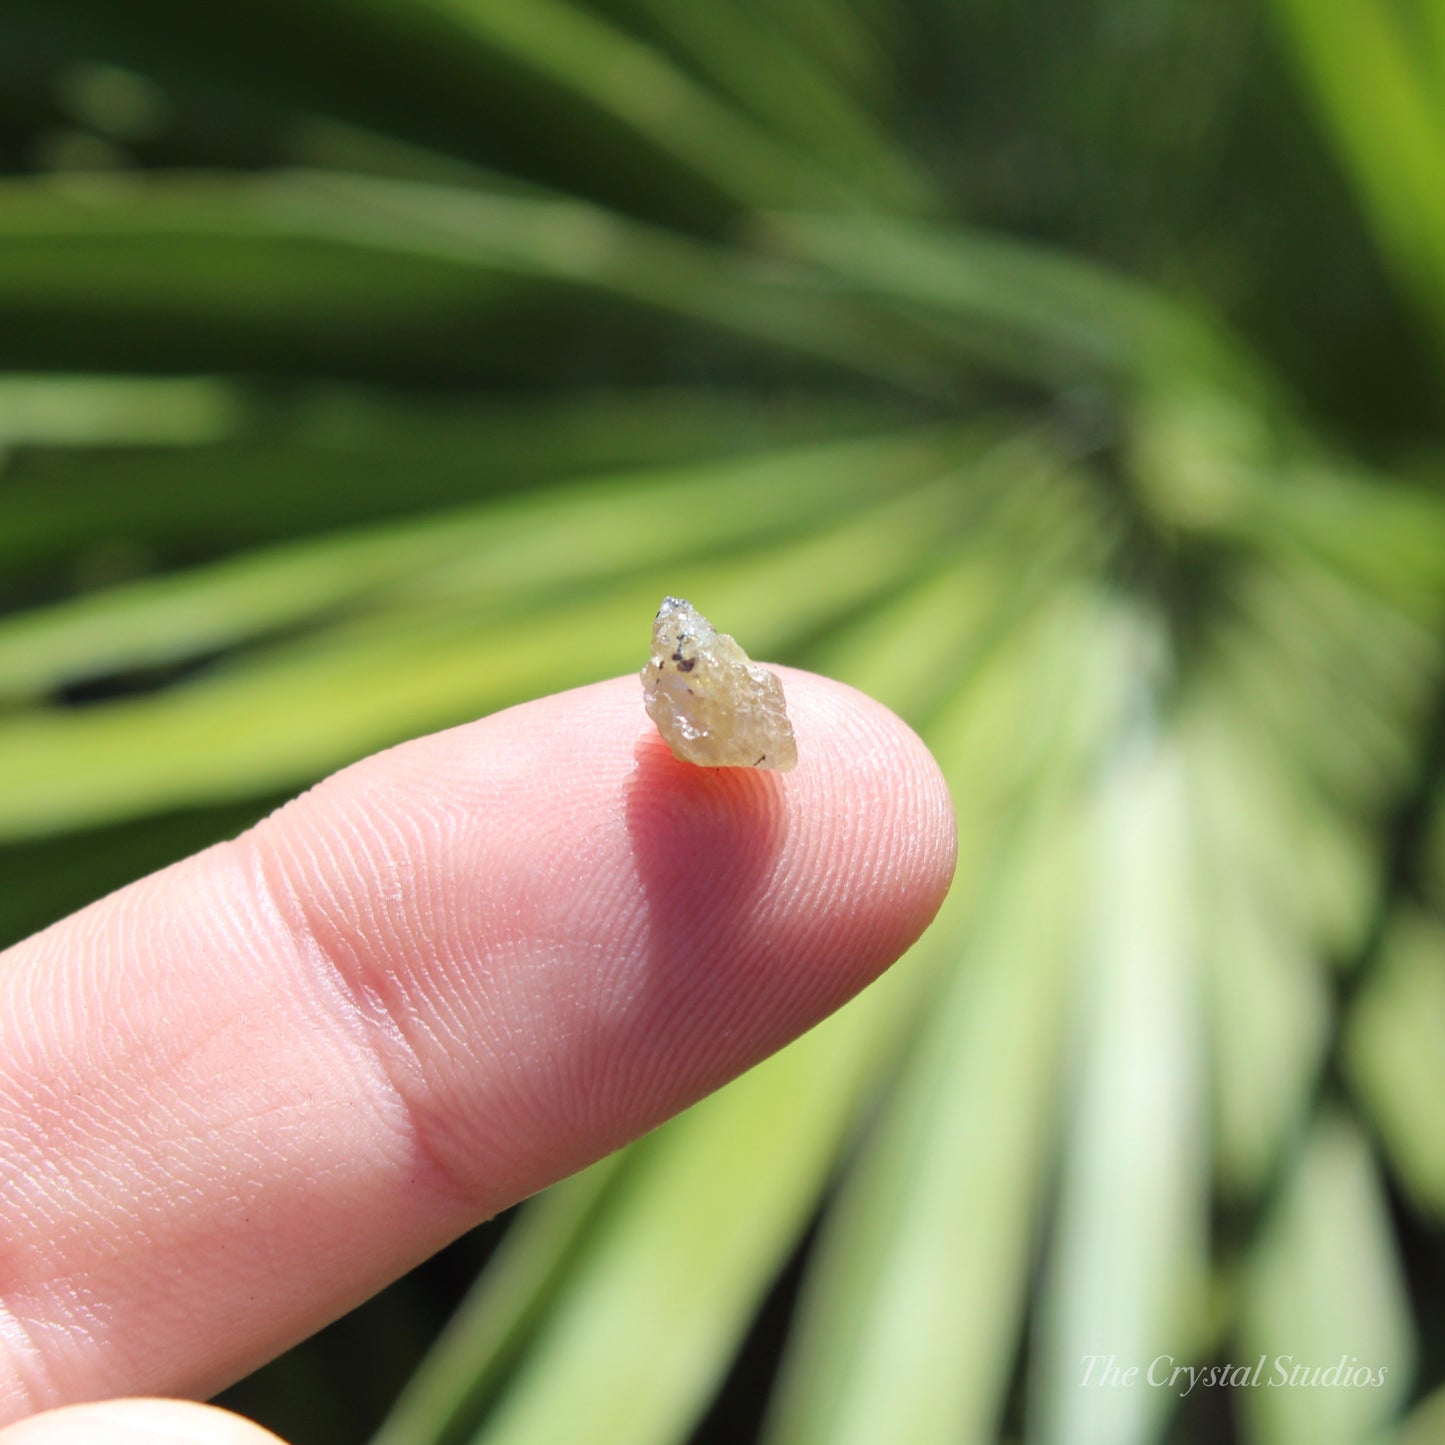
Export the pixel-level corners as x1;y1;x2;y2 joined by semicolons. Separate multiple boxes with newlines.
640;597;798;771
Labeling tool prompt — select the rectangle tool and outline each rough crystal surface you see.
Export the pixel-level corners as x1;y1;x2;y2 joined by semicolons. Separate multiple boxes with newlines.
641;597;797;771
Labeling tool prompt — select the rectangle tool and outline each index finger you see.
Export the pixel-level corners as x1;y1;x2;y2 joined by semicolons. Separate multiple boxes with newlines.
0;670;955;1422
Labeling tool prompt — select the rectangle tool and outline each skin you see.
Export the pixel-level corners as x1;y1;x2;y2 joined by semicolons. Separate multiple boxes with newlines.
0;670;955;1444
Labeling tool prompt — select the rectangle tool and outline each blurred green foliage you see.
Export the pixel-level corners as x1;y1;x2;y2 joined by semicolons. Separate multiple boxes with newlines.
2;2;1444;1442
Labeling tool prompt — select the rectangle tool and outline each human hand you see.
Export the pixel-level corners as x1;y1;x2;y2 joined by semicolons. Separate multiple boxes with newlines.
0;672;955;1444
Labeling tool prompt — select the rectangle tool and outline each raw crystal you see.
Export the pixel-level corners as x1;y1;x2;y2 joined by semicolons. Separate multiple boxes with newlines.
641;597;797;771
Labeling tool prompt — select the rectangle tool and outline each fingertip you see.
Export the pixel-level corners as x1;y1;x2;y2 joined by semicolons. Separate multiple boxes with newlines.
544;667;957;1138
0;1399;286;1445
